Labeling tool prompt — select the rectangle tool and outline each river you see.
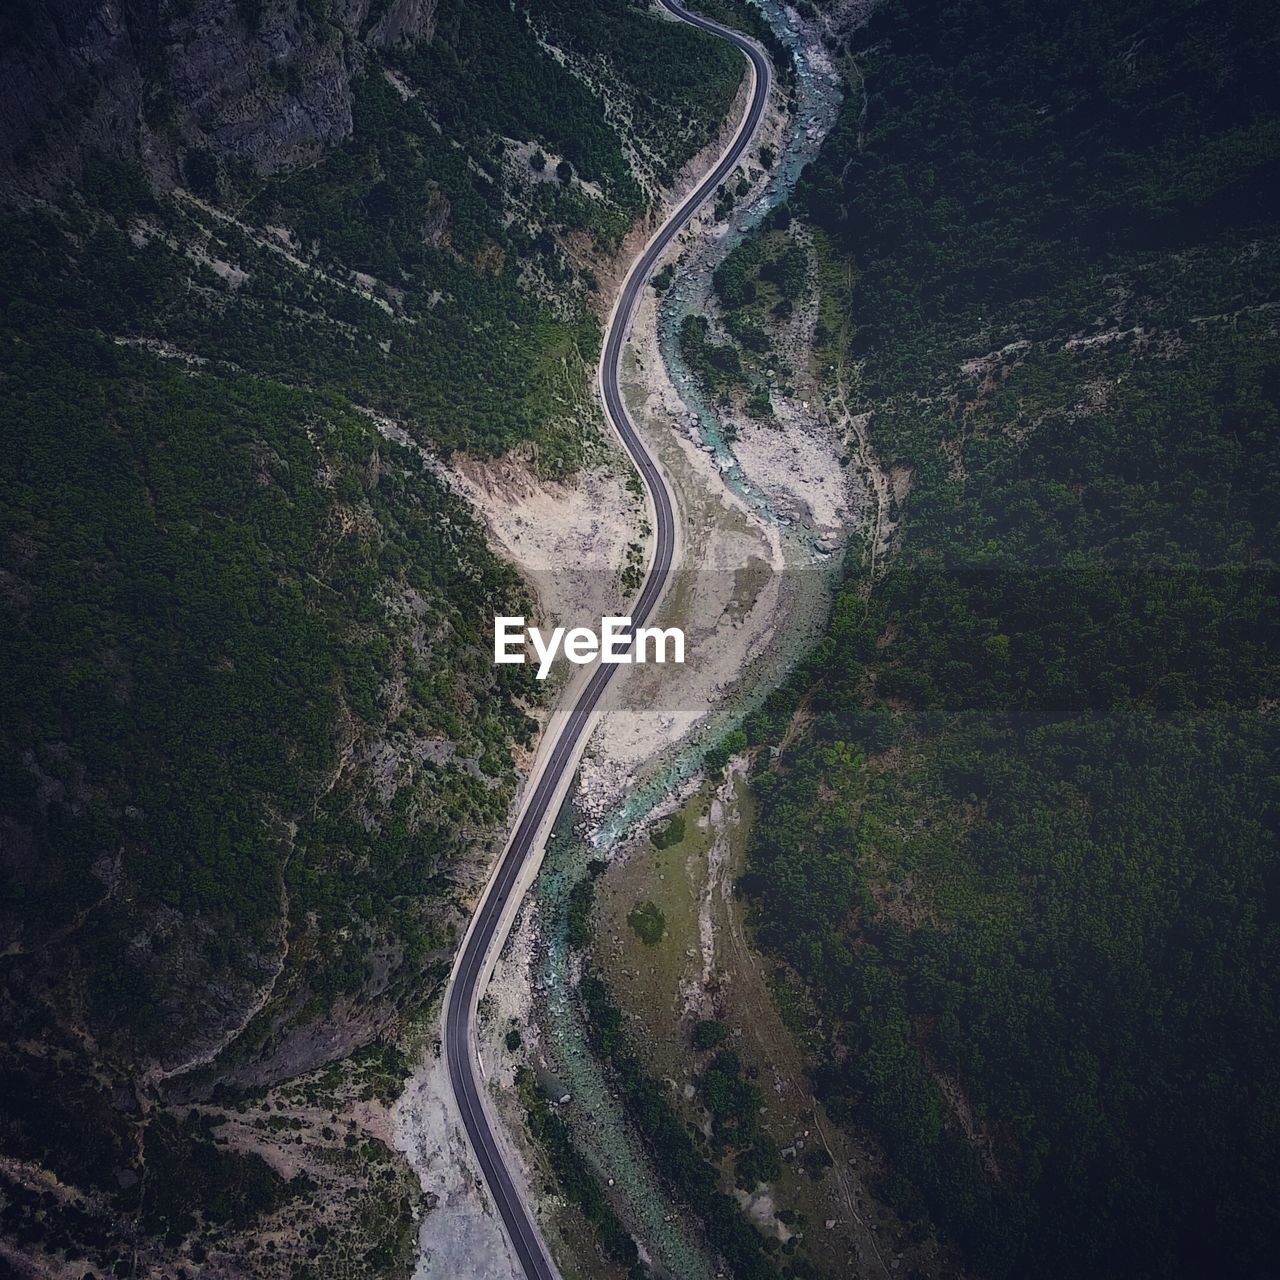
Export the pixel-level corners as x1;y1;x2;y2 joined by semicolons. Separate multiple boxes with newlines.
527;4;848;1275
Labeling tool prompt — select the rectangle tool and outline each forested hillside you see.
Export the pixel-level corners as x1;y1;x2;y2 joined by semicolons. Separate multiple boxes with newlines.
740;0;1280;1276
0;1;740;1274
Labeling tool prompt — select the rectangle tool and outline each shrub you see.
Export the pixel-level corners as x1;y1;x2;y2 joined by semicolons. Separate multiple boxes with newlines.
693;1019;727;1051
627;901;666;946
651;812;686;849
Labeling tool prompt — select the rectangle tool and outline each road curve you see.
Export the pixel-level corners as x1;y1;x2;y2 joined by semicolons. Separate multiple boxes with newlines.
443;6;771;1277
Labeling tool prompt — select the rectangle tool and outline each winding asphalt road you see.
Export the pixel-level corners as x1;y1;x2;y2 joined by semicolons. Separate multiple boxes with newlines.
443;6;771;1277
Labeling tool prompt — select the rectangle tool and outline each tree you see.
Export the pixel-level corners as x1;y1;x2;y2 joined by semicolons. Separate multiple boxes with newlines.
693;1019;727;1051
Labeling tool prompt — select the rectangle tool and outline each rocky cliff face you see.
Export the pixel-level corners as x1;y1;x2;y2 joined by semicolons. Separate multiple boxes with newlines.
0;0;438;200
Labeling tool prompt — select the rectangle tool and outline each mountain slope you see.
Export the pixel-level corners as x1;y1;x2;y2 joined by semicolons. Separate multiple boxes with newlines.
730;0;1280;1275
0;2;743;1274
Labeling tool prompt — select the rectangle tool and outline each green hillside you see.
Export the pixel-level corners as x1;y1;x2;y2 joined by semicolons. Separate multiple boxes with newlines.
0;0;741;1273
740;0;1280;1275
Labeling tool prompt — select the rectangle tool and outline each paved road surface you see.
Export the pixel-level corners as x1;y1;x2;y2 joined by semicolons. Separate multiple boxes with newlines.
443;6;771;1276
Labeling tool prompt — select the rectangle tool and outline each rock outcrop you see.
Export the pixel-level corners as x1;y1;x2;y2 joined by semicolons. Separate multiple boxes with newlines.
0;0;439;202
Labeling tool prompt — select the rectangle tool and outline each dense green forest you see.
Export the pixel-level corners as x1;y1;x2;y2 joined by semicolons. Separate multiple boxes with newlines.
0;0;743;1273
0;323;528;1271
737;0;1280;1277
0;317;539;1048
